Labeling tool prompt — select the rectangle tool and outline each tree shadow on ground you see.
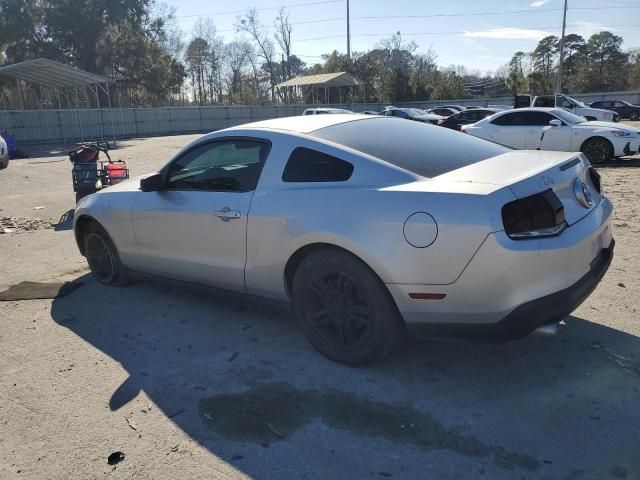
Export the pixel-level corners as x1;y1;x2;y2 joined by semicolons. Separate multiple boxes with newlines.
50;273;640;479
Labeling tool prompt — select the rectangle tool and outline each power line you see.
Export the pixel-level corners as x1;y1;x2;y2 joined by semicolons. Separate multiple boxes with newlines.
295;24;640;42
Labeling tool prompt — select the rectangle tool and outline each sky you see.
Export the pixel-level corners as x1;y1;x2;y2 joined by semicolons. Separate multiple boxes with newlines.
167;0;640;74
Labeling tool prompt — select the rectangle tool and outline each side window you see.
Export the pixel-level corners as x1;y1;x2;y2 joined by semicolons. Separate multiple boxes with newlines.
522;111;554;125
613;101;625;108
282;147;354;182
491;112;523;126
167;140;268;192
557;96;573;108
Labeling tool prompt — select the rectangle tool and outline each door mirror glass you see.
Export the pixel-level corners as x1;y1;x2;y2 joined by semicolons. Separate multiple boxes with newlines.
140;173;165;192
549;119;562;127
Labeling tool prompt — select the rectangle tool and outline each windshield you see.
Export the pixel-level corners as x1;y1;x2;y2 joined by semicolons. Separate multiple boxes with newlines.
552;109;587;124
404;108;427;117
310;117;509;178
563;95;586;108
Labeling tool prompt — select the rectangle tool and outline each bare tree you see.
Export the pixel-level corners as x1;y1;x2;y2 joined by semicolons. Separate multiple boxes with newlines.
224;40;252;104
236;9;277;101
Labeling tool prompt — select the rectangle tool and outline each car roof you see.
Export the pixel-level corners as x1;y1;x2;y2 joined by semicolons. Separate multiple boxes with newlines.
228;114;371;134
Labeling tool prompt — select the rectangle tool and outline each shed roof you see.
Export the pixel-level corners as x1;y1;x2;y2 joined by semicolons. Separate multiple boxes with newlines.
0;58;111;89
276;72;363;88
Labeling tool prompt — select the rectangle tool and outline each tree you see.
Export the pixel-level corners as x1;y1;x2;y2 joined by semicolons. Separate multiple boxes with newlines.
583;31;628;91
236;9;278;101
531;35;558;93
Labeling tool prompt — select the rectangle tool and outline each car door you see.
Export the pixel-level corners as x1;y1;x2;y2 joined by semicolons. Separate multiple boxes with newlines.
129;138;270;291
485;111;526;148
523;111;557;149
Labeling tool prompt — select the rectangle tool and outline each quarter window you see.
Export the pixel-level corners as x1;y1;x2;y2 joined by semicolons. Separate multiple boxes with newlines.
167;140;269;191
282;147;354;182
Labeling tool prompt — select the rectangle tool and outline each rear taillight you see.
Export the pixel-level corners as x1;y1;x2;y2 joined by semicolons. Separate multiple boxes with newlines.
501;189;566;239
588;167;601;193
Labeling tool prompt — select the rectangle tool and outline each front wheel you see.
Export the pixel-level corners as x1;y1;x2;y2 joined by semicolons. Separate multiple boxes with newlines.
292;249;405;366
581;137;614;164
83;223;128;285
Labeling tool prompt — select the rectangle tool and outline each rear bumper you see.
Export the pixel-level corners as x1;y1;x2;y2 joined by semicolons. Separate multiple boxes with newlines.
389;197;613;339
407;238;614;339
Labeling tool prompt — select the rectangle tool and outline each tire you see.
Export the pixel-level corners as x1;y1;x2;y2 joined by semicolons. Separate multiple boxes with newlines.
83;222;128;286
581;137;614;164
291;249;405;366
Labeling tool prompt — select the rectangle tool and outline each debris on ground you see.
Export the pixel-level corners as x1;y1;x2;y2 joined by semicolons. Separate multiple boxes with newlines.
0;281;84;301
0;216;53;233
231;455;244;461
228;352;239;362
107;451;125;465
617;282;626;288
171;445;179;452
126;417;137;430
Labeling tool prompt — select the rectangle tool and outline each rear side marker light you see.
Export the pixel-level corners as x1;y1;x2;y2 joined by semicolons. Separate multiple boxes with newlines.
409;293;446;300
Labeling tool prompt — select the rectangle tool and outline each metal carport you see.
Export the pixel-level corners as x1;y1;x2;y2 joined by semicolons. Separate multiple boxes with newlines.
276;72;365;106
0;58;115;144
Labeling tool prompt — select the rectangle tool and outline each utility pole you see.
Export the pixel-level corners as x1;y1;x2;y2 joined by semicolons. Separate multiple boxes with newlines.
556;0;568;93
346;0;351;62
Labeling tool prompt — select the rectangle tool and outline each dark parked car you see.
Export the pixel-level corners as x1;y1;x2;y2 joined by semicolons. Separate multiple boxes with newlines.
437;108;502;131
427;107;458;117
379;107;443;124
589;100;640;120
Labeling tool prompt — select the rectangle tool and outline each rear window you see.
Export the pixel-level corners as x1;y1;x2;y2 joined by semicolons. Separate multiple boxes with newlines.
309;117;509;178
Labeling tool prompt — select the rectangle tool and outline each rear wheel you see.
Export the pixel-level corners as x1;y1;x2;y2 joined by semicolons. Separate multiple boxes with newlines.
292;249;405;366
581;137;614;164
83;223;128;286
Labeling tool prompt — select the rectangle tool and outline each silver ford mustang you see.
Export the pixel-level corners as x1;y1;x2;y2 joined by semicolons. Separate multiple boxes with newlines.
74;114;614;365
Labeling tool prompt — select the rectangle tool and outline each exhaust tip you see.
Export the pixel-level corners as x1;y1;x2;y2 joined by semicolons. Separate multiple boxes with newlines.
534;322;559;337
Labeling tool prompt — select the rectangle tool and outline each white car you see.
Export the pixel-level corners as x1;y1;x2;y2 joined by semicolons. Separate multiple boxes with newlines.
302;108;352;115
0;135;8;170
463;108;639;164
74;114;613;365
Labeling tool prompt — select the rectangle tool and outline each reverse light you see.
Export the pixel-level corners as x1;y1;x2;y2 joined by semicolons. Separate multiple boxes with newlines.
501;189;566;239
611;130;631;137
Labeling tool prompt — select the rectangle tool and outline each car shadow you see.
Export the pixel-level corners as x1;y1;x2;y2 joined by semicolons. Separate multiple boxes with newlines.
50;273;640;479
597;156;640;168
53;209;74;231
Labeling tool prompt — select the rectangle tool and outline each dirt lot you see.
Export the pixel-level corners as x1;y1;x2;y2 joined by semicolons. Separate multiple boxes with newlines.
1;128;640;480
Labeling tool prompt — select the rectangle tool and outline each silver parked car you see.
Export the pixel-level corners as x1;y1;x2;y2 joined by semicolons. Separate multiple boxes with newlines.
0;135;9;170
74;114;614;365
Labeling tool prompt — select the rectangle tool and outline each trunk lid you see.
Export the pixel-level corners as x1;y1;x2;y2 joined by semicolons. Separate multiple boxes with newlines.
435;150;601;225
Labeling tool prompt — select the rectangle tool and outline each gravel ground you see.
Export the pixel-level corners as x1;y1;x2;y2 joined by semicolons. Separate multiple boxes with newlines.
1;128;639;480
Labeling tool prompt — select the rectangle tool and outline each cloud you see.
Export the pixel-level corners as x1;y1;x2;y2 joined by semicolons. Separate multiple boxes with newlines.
463;28;549;40
530;0;549;6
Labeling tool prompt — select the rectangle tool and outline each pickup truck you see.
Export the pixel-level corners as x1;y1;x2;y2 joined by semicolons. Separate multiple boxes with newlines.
515;93;619;122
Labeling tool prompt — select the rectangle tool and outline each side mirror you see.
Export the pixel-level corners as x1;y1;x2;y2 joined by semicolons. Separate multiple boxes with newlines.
549;119;562;127
140;173;165;192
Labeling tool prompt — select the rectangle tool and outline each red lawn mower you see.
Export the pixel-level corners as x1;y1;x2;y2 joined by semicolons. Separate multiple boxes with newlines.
69;142;129;203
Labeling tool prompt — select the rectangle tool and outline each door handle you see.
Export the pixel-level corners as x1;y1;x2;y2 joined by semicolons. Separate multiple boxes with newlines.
213;207;241;221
